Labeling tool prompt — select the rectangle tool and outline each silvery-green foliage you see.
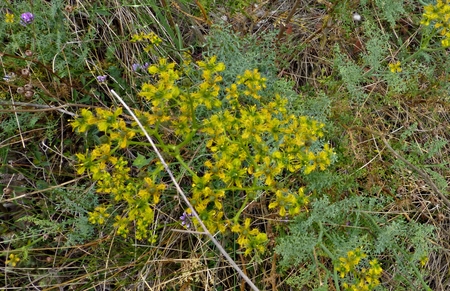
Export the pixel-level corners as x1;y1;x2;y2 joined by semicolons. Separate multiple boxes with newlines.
374;0;407;27
205;25;282;96
276;195;435;290
361;20;389;73
334;45;367;102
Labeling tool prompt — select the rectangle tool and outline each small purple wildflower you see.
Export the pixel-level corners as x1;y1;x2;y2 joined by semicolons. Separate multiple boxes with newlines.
97;75;108;83
132;62;150;72
142;62;150;71
20;12;34;25
132;63;141;71
180;212;193;229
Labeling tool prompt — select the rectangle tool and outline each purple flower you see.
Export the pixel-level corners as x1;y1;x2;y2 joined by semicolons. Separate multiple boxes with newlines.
132;62;150;72
20;12;34;25
96;75;107;83
180;212;193;229
132;63;141;71
142;62;150;71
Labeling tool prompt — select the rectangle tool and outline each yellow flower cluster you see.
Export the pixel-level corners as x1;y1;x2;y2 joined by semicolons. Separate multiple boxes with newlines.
421;0;450;47
268;188;309;217
236;68;267;99
5;13;14;24
71;54;334;255
131;31;162;52
71;108;165;241
6;253;20;267
388;61;402;73
184;58;331;254
196;68;332;237
336;248;383;291
138;56;225;140
71;108;136;149
88;205;110;225
231;218;267;256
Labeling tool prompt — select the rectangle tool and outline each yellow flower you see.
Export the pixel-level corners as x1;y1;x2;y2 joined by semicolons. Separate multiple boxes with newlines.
420;255;429;266
113;215;130;238
88;205;110;224
388;61;402;73
131;32;145;42
197;55;225;73
148;32;162;45
369;259;382;275
420;1;450;48
148;58;175;75
268;189;297;216
6;253;20;267
109;121;136;148
336;248;367;278
5;13;14;23
70;109;96;133
130;32;162;45
95;107;123;132
231;218;267;255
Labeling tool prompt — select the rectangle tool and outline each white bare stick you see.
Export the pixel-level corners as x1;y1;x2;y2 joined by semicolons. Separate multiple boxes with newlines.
110;90;259;291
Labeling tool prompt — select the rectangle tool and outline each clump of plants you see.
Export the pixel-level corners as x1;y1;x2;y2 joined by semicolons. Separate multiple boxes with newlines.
336;248;383;291
1;0;98;275
3;0;450;290
275;195;435;290
71;44;334;256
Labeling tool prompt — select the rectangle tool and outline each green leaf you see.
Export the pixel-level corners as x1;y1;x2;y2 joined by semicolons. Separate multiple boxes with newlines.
133;154;151;169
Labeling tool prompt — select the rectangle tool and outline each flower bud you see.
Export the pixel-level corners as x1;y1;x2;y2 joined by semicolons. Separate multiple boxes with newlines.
65;5;74;13
24;90;34;98
3;187;12;195
21;68;30;76
24;83;33;91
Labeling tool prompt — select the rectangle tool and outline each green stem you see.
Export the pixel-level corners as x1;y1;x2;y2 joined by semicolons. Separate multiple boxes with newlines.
127;141;153;147
175;98;198;150
394;246;432;291
128;137;171;154
232;182;268;222
176;129;197;149
360;212;431;290
174;154;196;177
233;194;249;223
403;28;441;63
318;241;340;291
332;267;341;291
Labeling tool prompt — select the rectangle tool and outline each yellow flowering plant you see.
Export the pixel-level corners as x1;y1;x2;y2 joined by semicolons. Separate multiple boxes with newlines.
130;31;162;53
388;61;402;73
391;0;450;72
5;253;20;267
335;248;383;291
71;48;334;255
5;13;14;24
421;0;450;47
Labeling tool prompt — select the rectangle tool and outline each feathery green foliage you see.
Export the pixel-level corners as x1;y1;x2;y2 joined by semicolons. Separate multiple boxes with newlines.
276;196;435;290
